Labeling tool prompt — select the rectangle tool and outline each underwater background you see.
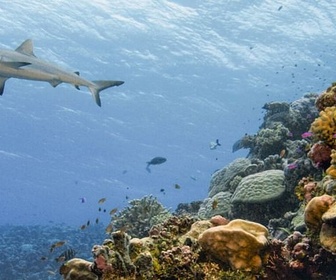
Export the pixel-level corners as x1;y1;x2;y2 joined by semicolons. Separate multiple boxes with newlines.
0;0;336;279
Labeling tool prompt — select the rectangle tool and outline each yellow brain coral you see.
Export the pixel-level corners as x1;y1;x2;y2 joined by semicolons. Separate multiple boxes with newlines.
198;219;269;272
310;106;336;147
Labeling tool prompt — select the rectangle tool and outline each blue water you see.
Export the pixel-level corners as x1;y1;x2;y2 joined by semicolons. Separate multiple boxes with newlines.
0;0;335;229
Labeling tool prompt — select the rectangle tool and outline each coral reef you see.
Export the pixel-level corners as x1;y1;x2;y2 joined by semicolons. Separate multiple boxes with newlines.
111;195;172;238
56;85;336;280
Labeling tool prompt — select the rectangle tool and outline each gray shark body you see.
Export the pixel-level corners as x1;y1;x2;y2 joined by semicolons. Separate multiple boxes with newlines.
0;39;124;106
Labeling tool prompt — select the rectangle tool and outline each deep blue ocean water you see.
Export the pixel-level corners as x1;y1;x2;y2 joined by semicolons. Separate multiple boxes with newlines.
0;0;335;229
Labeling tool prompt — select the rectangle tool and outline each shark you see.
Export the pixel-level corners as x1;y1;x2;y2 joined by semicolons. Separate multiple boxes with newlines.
0;39;124;106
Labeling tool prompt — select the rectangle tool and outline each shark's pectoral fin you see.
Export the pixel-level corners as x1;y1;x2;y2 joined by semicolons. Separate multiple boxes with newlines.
49;80;62;88
0;62;31;68
15;39;36;57
0;77;9;95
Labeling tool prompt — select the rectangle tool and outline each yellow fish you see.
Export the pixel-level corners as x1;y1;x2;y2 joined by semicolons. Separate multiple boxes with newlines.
98;198;106;204
50;241;66;253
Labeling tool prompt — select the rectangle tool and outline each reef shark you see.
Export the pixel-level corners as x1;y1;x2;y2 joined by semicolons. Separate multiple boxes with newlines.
0;39;124;106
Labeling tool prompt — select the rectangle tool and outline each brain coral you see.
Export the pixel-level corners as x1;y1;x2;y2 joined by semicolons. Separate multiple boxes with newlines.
310;106;336;147
198;219;269;272
231;170;285;204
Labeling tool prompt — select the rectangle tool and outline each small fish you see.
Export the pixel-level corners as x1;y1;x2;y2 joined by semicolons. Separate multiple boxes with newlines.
212;199;218;210
87;220;90;226
98;198;106;204
174;184;181;189
105;223;113;234
109;208;118;215
103;209;106;213
98;207;102;212
55;248;76;263
209;139;221;150
50;241;66;253
40;256;47;261
278;5;283;11
95;218;99;224
47;270;56;275
146;156;167;173
80;224;86;230
79;197;86;203
301;131;313;138
279;149;286;158
287;163;298;170
119;225;129;233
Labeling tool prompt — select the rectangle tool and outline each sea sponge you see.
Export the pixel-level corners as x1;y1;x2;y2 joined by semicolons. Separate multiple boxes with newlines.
310;106;336;147
198;219;269;272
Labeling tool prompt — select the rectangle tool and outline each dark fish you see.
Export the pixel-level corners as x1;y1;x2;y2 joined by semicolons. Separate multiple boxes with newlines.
146;156;167;173
87;220;90;226
278;5;283;11
80;224;86;230
50;241;66;253
103;209;106;213
95;218;99;224
40;256;47;261
174;184;181;189
98;207;102;212
55;248;76;263
98;198;106;204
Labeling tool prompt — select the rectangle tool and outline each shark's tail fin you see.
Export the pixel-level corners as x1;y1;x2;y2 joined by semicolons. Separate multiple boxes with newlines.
89;80;124;107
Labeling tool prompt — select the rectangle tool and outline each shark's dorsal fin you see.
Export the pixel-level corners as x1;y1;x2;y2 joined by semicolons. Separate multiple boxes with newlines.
15;39;36;57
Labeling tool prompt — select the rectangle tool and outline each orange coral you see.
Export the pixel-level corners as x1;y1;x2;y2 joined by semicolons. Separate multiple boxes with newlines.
310;106;336;147
326;149;336;178
315;83;336;111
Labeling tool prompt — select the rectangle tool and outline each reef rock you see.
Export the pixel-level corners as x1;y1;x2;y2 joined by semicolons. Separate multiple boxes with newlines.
60;258;99;280
198;219;269;272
